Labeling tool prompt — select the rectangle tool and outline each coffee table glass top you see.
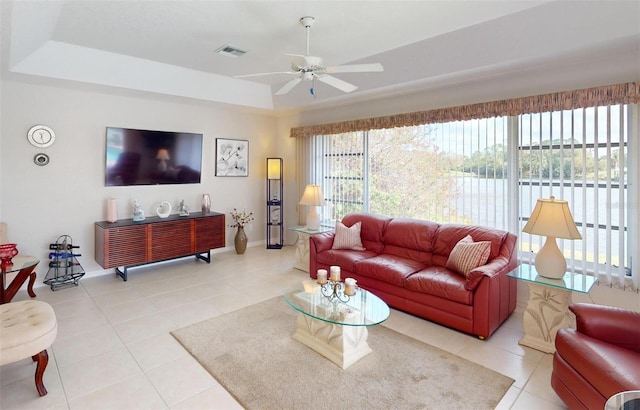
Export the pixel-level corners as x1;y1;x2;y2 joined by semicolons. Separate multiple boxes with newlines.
284;285;390;327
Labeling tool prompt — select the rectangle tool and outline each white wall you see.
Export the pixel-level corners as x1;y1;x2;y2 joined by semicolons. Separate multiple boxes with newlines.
1;78;280;283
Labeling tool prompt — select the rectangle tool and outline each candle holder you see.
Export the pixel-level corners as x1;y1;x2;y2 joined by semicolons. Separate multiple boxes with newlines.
320;279;351;304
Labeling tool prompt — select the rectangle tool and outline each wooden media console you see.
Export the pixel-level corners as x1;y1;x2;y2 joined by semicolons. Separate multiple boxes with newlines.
95;212;225;280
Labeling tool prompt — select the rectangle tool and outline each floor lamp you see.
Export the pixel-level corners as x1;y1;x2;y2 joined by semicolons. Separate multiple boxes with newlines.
266;158;283;249
299;184;325;230
522;196;582;279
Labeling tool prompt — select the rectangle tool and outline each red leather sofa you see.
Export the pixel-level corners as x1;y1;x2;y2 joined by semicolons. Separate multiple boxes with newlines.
552;303;640;409
309;213;517;339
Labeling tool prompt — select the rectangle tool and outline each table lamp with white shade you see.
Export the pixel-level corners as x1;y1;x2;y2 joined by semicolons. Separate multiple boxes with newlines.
522;196;582;279
299;184;325;230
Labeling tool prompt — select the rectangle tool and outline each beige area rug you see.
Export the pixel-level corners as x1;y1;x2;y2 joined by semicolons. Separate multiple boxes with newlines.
171;297;514;410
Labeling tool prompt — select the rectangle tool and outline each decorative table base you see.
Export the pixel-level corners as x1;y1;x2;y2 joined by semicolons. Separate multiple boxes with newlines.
288;226;334;272
519;282;573;353
507;264;595;354
293;232;311;272
292;313;371;369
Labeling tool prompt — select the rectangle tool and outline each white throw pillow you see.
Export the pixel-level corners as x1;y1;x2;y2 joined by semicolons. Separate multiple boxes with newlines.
332;221;366;251
446;235;491;277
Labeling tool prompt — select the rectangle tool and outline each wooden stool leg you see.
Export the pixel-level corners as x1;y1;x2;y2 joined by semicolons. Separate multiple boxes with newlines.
31;350;49;396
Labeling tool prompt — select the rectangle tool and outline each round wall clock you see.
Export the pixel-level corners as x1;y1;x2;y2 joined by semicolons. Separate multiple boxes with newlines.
27;125;56;148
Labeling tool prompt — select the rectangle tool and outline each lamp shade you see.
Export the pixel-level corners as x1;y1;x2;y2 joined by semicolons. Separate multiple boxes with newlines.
156;149;170;160
299;184;325;206
267;158;281;180
523;196;581;279
299;184;325;230
522;197;581;240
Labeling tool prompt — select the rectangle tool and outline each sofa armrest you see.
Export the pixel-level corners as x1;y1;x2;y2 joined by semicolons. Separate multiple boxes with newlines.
569;303;640;353
464;256;511;291
309;232;335;278
310;232;335;253
464;231;517;291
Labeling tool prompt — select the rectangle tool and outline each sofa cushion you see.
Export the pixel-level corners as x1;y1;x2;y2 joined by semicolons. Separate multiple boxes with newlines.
315;249;378;273
332;221;365;250
382;218;439;264
342;213;391;254
354;254;425;287
405;266;473;305
446;235;491;277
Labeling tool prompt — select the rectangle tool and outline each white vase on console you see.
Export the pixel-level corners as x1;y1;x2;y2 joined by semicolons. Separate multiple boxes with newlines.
156;201;172;218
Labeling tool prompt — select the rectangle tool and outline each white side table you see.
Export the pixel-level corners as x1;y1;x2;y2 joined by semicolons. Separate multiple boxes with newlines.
507;263;595;353
288;226;333;272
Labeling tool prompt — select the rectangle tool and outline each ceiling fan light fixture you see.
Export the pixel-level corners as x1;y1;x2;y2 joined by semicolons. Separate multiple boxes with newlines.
299;16;315;28
216;45;247;58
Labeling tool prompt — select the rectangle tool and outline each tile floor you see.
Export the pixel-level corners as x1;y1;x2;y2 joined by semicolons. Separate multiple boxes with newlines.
1;246;566;409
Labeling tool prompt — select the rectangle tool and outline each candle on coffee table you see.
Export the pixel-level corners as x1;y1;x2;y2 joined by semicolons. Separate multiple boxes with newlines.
330;266;341;282
344;278;357;296
317;269;328;284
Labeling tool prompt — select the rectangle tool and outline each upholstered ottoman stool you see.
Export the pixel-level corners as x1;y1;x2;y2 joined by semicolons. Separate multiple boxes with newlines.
0;300;57;396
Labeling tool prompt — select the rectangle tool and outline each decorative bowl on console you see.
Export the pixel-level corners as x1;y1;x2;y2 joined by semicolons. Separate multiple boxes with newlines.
0;243;19;270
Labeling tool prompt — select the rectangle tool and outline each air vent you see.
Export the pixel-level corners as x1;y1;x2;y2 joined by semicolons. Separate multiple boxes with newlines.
216;45;247;57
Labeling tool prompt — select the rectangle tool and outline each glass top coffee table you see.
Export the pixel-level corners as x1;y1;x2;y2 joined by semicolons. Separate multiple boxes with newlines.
284;284;390;369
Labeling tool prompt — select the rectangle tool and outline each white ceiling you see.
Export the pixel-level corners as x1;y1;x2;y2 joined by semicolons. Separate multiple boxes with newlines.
2;0;639;112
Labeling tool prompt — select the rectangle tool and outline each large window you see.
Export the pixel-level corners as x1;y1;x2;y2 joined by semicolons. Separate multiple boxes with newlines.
302;103;635;289
313;120;510;228
518;105;630;287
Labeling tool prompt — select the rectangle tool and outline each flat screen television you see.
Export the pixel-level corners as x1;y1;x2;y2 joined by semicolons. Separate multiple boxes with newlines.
105;127;203;186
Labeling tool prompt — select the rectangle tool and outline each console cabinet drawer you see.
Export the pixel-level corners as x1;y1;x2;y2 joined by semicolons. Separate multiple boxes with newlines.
194;215;225;252
95;225;147;268
150;220;193;260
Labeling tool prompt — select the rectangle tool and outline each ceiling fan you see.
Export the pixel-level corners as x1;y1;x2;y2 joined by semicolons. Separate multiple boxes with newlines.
236;16;384;96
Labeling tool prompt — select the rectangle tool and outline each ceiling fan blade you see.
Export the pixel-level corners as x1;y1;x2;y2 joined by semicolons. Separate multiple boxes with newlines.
316;75;358;93
275;77;302;95
235;71;298;78
325;63;384;74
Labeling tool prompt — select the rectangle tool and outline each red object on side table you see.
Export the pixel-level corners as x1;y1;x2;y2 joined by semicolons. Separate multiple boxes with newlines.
0;243;18;269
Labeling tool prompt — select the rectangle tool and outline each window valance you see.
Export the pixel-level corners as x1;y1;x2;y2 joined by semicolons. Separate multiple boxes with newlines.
290;81;640;138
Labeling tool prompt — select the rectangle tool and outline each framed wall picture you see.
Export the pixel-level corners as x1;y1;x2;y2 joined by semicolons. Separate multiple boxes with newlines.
216;138;249;177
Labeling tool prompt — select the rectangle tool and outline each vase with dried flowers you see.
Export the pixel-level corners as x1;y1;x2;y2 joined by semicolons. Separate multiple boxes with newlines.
229;208;254;254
